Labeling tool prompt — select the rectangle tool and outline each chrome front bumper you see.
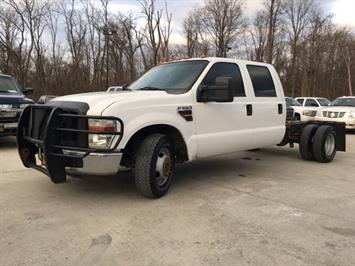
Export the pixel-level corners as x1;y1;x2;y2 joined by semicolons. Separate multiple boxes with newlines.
66;152;123;176
315;117;355;129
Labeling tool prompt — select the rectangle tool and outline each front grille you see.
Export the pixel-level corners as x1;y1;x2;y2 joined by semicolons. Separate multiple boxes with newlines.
21;105;123;154
56;114;89;149
28;107;52;140
18;103;123;182
323;111;346;118
309;110;317;117
25;105;89;150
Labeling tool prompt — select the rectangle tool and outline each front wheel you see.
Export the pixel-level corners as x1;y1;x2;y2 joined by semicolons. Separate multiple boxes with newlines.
134;134;175;198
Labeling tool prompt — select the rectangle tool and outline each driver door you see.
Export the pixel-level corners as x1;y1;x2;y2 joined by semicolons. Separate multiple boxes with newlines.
193;62;254;158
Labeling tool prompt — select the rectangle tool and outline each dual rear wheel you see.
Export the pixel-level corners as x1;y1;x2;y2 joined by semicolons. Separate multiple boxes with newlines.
299;125;337;163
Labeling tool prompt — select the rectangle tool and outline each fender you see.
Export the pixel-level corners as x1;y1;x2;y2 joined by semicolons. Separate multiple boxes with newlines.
114;112;197;160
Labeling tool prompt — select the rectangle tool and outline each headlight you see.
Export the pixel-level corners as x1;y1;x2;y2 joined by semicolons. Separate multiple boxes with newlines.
88;119;120;150
349;112;355;118
303;110;316;117
19;104;30;109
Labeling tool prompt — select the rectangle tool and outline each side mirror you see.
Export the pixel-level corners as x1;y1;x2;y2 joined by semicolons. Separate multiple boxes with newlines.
197;77;234;103
22;87;33;95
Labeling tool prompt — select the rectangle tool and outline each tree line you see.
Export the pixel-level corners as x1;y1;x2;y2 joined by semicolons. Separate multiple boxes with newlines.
0;0;353;100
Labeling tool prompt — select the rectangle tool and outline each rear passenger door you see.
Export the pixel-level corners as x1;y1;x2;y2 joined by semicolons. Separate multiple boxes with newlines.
246;65;286;148
194;62;254;158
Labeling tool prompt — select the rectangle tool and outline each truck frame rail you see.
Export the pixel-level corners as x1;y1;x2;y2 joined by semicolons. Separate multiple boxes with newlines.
281;120;346;152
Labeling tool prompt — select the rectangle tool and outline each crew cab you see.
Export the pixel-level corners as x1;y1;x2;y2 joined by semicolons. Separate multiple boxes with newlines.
0;74;34;137
315;96;355;131
17;58;346;198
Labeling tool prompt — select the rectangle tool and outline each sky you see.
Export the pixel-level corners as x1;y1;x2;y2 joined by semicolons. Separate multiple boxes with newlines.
104;0;355;43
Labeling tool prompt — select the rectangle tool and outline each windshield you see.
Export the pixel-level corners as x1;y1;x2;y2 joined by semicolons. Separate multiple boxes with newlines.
317;98;330;106
332;98;355;107
285;97;301;107
129;60;209;93
0;76;21;95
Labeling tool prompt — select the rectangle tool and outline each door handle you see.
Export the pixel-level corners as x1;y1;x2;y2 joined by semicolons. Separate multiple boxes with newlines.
246;104;253;116
278;103;283;114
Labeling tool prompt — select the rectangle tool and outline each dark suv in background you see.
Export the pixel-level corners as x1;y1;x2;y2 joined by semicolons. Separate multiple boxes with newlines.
0;74;34;137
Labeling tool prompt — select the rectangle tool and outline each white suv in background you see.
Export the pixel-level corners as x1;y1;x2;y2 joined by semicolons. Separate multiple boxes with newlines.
315;96;355;131
294;97;331;121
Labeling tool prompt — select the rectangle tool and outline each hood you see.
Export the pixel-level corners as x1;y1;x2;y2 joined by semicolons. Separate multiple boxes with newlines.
0;94;34;104
319;106;355;112
52;91;171;114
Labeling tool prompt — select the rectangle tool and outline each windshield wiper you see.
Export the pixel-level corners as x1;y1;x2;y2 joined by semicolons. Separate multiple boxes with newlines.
0;90;12;93
137;86;166;91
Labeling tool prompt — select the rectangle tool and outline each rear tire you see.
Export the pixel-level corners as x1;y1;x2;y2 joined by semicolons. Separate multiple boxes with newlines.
312;126;336;163
299;124;318;161
134;134;175;198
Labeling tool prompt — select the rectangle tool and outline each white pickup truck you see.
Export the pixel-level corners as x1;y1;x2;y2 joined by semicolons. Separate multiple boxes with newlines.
17;58;346;198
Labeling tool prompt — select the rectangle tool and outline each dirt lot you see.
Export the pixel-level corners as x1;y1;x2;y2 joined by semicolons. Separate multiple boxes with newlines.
1;134;355;266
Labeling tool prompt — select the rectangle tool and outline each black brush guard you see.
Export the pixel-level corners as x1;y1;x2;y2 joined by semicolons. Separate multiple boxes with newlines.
17;104;123;183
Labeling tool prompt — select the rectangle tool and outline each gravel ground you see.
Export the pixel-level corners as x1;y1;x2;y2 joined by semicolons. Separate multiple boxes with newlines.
0;134;355;266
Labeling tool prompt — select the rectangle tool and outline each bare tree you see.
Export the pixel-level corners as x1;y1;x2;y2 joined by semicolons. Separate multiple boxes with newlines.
139;0;162;67
346;46;353;96
249;11;268;61
201;0;246;57
116;14;141;81
265;0;283;63
284;0;314;97
0;0;354;100
184;11;200;57
0;6;20;74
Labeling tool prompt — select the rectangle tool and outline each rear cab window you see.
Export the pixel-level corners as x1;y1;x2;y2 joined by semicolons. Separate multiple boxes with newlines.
247;65;277;97
201;62;246;97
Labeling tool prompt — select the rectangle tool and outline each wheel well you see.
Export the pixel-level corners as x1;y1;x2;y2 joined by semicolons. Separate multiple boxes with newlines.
121;124;189;167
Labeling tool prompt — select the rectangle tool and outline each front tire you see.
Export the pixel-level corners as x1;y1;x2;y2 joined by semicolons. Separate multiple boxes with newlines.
312;126;336;163
134;134;175;198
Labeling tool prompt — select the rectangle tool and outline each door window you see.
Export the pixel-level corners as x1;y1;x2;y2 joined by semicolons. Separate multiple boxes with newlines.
247;65;277;97
305;99;319;107
296;99;304;105
201;63;245;97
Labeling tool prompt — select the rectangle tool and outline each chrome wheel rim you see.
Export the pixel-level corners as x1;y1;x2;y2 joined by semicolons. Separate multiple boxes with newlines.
325;133;335;157
155;148;172;187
